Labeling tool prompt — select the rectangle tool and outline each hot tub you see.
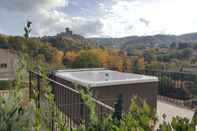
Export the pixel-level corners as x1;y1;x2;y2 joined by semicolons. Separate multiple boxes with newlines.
54;68;158;111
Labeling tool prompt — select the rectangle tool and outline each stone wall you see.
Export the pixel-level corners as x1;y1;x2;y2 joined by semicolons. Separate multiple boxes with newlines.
0;49;17;80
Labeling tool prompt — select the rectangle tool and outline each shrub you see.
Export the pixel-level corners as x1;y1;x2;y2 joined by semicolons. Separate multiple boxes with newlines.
0;80;12;90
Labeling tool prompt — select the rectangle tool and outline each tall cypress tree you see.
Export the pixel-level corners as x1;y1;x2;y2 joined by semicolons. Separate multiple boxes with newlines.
133;59;139;73
112;94;123;123
24;21;32;39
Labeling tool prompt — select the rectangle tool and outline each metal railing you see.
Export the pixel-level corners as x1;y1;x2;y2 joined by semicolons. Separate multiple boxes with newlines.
145;69;197;88
29;71;114;130
145;69;197;108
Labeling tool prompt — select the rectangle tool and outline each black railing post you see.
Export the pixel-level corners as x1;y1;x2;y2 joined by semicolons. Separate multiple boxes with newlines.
37;74;40;108
51;102;55;131
29;71;32;99
51;74;55;131
100;106;103;121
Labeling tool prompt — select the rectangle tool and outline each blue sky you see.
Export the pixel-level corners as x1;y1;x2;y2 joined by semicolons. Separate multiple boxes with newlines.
0;0;197;38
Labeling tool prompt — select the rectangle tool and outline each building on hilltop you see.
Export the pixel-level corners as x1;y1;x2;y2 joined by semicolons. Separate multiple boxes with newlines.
42;28;84;42
57;27;73;37
65;27;73;36
57;28;84;39
0;49;17;80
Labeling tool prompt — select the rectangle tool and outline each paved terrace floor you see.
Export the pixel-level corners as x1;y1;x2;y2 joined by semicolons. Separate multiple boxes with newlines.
157;100;195;125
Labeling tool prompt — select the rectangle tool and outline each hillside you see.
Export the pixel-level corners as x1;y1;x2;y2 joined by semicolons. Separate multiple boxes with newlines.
0;30;98;69
42;35;97;52
90;32;197;49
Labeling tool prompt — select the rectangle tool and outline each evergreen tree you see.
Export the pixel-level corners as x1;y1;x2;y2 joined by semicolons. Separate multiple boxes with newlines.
133;59;139;73
24;21;32;39
112;94;123;123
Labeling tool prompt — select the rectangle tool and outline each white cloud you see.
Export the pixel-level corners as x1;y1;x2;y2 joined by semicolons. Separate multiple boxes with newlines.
1;0;197;37
0;0;68;36
100;0;197;37
0;0;66;13
0;0;104;37
30;10;103;37
31;10;70;36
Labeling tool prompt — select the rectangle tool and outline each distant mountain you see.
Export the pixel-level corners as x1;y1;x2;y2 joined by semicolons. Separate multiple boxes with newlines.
180;32;197;42
89;33;197;49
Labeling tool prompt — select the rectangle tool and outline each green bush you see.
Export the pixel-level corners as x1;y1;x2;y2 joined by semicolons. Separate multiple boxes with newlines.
159;116;196;131
0;80;12;90
0;93;35;131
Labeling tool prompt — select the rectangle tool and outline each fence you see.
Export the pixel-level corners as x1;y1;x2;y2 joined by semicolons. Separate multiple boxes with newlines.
145;69;197;88
29;70;114;130
145;69;197;108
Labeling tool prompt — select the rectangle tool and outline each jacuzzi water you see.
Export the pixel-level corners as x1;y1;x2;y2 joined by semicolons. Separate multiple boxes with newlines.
55;69;158;87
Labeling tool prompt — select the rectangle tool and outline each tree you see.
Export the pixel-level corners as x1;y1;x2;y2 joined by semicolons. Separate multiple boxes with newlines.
170;42;177;49
72;51;101;68
157;54;171;62
0;34;10;49
191;76;197;98
143;50;156;63
51;48;64;62
107;49;124;71
24;21;32;39
133;59;139;73
123;59;128;72
178;42;190;49
88;48;110;67
123;58;132;72
112;94;123;123
145;61;163;70
138;57;145;72
159;76;172;95
193;42;197;49
64;51;78;62
181;48;193;58
119;97;155;131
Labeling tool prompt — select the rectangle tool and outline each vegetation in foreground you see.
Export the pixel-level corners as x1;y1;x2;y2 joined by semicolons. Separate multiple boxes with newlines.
0;55;196;131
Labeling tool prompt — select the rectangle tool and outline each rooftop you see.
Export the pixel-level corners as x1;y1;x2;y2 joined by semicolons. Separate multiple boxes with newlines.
55;68;158;87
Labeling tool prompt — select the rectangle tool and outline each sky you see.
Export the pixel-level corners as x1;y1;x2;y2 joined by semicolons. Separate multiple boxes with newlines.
0;0;197;38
